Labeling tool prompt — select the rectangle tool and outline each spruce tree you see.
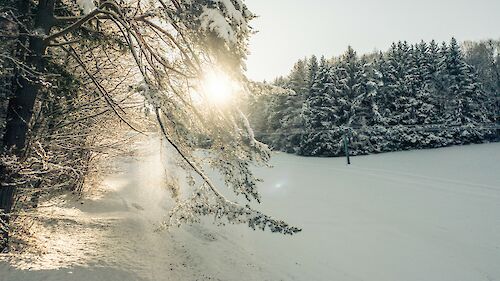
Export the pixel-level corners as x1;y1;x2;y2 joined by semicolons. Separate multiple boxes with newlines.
348;57;385;154
287;59;309;96
307;55;320;90
300;57;341;156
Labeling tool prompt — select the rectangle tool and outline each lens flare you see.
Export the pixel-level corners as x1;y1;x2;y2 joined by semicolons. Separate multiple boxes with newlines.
200;70;239;105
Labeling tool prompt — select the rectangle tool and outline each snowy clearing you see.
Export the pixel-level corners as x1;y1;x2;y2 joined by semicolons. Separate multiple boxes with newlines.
1;141;499;281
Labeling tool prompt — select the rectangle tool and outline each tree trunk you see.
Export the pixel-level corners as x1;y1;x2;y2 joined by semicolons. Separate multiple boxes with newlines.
0;0;55;251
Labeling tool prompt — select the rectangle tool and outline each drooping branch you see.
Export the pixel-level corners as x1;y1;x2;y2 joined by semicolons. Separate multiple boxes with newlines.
155;107;227;200
155;108;301;235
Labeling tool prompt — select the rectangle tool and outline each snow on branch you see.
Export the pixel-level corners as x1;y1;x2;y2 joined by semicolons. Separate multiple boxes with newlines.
200;7;236;43
163;184;302;235
155;108;300;235
197;0;251;44
75;0;96;15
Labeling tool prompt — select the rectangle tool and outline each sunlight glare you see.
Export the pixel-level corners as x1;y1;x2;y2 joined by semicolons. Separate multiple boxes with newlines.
201;70;238;105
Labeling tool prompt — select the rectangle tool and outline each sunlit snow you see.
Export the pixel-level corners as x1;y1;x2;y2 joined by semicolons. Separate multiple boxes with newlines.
1;139;499;281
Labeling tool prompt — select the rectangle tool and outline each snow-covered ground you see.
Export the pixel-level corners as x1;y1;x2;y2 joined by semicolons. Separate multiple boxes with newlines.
1;141;499;281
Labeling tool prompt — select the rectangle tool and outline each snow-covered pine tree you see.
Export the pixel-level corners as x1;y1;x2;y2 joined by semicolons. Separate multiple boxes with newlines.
373;43;404;150
278;90;305;153
307;55;320;90
421;40;444;124
396;41;416;125
348;56;378;128
331;46;368;155
265;89;292;150
300;57;342;156
427;40;452;146
438;38;492;143
438;40;455;122
440;39;470;123
348;56;385;154
378;43;399;126
330;52;355;128
287;58;309;96
409;40;448;147
281;59;311;151
462;39;500;136
338;46;363;123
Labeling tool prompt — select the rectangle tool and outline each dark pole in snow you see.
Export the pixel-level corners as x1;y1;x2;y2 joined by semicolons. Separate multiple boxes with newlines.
343;129;351;165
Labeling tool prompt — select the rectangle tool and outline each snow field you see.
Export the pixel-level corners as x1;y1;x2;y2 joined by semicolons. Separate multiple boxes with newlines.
1;141;499;281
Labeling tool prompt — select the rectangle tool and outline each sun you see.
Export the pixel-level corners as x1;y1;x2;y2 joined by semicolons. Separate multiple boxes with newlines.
200;70;237;105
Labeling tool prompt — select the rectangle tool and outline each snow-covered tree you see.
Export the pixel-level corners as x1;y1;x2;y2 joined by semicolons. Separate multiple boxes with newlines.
462;39;500;128
307;55;320;90
300;57;343;156
439;39;488;127
254;39;498;157
287;58;309;96
1;0;301;251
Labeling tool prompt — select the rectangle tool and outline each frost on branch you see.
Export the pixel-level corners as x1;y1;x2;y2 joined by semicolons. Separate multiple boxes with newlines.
75;0;96;15
164;184;301;235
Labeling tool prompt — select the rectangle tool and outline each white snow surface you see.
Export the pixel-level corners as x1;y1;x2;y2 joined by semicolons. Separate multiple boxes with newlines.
1;140;499;281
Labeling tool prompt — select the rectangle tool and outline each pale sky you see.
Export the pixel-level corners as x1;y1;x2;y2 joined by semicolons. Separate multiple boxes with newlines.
245;0;500;81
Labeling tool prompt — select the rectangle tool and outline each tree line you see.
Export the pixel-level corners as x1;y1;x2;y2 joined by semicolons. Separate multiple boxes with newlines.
246;38;499;157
